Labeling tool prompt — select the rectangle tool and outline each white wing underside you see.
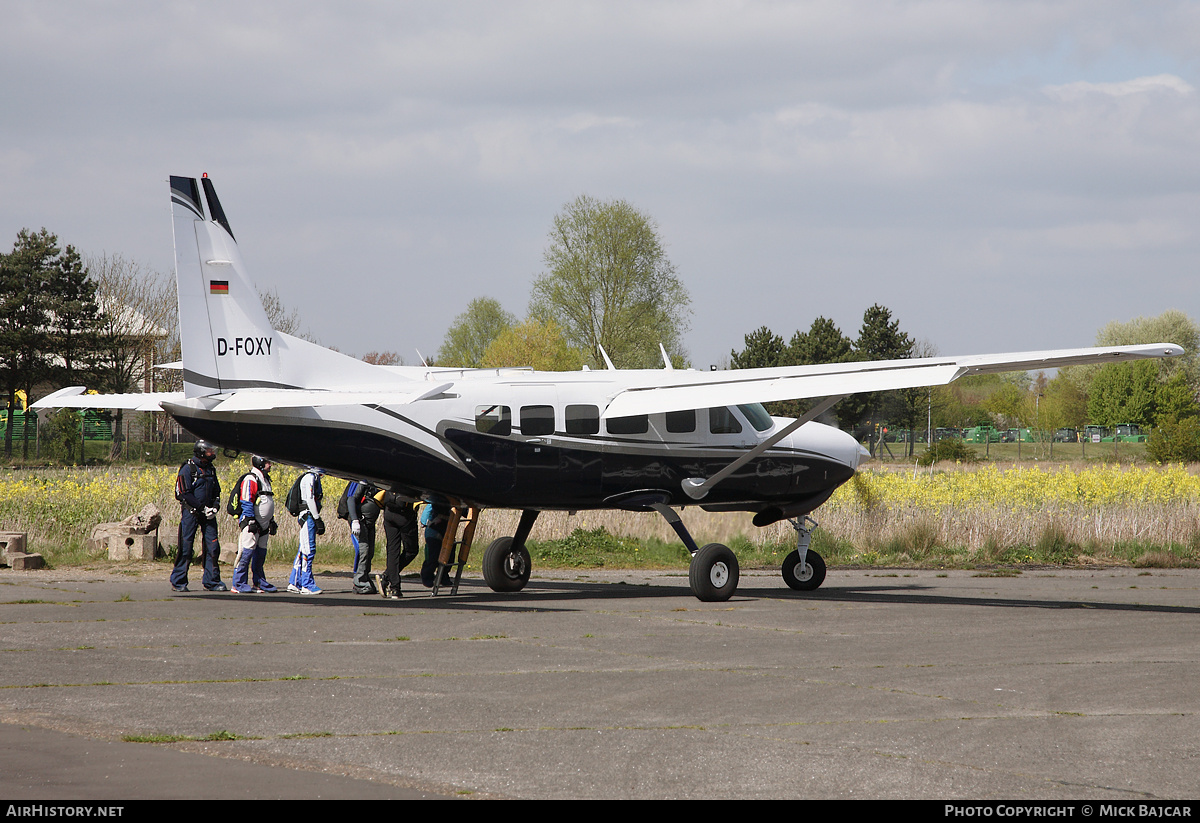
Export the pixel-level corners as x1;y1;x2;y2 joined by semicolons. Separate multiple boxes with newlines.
601;343;1183;418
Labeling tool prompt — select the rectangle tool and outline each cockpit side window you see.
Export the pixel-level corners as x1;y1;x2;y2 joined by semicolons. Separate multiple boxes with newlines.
475;405;512;436
708;406;743;434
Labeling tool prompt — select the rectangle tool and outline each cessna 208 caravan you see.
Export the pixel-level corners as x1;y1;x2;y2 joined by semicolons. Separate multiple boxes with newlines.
36;175;1182;601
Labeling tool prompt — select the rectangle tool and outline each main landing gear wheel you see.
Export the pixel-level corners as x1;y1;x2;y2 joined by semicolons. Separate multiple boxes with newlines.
482;536;531;593
689;543;740;602
782;549;826;591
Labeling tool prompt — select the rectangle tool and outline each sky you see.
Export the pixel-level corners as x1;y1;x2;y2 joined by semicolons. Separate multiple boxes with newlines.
2;1;1198;370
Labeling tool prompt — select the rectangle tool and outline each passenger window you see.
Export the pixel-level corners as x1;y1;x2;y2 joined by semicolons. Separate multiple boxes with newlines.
566;404;600;435
666;409;696;433
708;406;742;434
521;405;555;436
475;405;511;436
607;415;649;435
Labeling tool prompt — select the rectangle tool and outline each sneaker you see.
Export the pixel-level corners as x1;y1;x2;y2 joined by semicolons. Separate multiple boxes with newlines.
172;584;189;593
378;579;390;599
297;585;322;595
206;583;229;592
287;584;301;593
255;582;278;593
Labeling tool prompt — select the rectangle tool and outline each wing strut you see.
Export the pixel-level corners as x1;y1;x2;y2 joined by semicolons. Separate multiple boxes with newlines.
681;395;846;500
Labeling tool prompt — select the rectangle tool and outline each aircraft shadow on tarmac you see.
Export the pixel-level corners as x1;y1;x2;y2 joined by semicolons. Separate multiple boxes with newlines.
184;574;1200;616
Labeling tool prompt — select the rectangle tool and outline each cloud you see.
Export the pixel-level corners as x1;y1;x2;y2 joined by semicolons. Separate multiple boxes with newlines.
1044;74;1195;101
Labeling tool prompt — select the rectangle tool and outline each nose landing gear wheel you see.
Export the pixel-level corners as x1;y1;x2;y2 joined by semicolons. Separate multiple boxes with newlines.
482;536;531;592
782;548;826;591
689;543;740;602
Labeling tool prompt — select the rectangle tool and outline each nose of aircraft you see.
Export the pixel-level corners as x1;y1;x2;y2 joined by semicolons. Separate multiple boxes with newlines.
784;421;870;471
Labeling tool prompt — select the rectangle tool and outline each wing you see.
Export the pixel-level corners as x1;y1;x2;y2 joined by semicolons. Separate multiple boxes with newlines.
602;343;1184;418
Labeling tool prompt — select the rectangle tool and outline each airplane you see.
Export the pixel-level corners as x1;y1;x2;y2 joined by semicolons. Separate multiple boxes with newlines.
35;174;1183;602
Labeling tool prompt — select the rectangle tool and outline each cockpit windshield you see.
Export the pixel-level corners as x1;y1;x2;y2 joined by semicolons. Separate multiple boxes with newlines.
737;403;773;432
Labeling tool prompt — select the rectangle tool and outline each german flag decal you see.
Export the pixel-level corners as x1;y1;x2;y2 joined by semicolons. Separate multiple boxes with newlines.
209;280;230;295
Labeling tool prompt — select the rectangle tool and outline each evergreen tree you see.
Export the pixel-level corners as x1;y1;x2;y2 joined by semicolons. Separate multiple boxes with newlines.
0;228;103;458
789;316;852;366
729;326;785;370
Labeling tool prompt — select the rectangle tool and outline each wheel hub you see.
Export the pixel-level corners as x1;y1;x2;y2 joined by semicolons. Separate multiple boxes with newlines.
709;561;729;588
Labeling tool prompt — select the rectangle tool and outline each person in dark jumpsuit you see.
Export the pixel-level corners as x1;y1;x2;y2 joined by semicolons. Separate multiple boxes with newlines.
172;440;226;592
346;480;381;595
378;491;420;599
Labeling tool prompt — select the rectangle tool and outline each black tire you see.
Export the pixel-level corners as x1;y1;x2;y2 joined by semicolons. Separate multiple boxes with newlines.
782;549;826;591
482;536;531;592
688;543;740;602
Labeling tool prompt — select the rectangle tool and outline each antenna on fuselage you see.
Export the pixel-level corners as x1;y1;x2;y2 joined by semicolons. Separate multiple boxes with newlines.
415;349;430;367
598;345;617;370
659;343;673;370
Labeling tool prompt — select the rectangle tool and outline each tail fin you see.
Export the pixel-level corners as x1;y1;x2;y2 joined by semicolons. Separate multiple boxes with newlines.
170;174;280;397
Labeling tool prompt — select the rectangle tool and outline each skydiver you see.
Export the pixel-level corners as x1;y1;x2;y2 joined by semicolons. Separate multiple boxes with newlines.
231;455;279;594
419;502;454;588
379;491;420;599
171;440;226;592
288;467;325;595
345;479;381;595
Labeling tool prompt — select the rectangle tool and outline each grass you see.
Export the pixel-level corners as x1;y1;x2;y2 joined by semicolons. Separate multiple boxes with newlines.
5;462;1200;573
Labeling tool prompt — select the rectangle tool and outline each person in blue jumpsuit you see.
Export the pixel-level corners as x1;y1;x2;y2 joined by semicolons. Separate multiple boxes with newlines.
172;440;226;592
231;455;279;593
419;502;453;588
288;468;325;595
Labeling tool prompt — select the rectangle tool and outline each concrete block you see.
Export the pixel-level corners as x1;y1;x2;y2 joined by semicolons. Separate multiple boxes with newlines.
0;532;27;557
107;533;157;562
10;553;44;570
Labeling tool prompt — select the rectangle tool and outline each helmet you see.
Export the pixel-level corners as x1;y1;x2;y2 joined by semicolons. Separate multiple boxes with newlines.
252;455;271;471
193;440;216;461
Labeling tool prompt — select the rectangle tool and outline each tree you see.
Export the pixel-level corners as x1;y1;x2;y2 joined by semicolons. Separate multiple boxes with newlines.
1096;310;1199;387
790;316;852;366
437;297;516;368
88;253;174;459
258;286;318;343
531;195;690;369
1155;370;1199;425
48;244;102;386
0;229;103;458
89;254;174;395
840;304;915;439
729;326;785;370
480;317;586;371
362;350;404;366
1087;360;1159;427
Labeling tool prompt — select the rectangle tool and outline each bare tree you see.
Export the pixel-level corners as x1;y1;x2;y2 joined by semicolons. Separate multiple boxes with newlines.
88;253;175;457
258;286;319;342
362;351;404;366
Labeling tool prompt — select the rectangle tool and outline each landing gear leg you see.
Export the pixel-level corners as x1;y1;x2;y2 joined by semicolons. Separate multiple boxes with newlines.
782;515;826;591
650;502;739;602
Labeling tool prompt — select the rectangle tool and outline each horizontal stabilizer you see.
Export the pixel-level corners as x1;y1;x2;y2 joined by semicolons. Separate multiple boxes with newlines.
209;382;455;412
31;387;184;413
